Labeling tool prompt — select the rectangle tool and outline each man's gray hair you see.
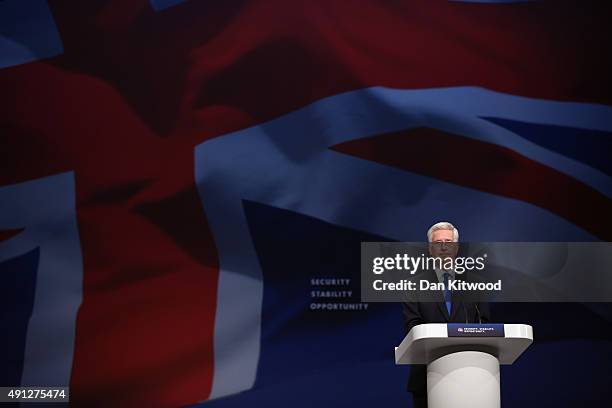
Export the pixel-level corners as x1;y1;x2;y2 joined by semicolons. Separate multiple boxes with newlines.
427;221;459;242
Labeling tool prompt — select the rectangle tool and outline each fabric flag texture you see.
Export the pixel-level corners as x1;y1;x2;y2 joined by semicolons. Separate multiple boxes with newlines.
1;1;612;407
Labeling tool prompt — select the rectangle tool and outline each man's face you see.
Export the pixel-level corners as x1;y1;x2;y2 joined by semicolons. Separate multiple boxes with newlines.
428;229;459;259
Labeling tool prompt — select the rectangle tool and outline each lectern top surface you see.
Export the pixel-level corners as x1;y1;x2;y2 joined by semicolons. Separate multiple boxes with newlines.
394;323;533;365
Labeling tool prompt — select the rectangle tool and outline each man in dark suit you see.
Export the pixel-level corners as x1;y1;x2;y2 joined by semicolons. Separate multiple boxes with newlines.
402;221;490;408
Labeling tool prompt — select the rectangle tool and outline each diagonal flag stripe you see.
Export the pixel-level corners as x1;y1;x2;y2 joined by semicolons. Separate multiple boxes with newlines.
332;126;612;240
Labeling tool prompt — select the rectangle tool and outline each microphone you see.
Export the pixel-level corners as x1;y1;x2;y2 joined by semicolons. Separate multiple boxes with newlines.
474;303;482;324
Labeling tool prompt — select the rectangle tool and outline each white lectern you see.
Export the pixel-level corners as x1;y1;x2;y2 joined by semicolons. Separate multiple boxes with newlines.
395;323;533;408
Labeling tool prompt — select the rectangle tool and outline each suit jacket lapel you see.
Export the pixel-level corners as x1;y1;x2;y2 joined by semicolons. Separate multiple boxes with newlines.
450;299;463;322
438;300;450;321
427;269;450;321
450;274;467;322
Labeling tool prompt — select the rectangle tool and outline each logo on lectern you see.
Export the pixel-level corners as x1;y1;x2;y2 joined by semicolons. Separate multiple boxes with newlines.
448;324;505;337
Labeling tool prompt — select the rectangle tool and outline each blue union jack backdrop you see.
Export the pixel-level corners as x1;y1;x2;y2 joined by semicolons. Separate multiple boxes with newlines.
1;1;612;407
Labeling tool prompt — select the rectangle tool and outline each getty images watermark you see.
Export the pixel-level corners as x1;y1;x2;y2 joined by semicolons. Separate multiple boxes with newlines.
371;251;501;292
361;242;612;302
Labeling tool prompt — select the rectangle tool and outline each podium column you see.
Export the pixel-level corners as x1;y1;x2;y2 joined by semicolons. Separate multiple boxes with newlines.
427;351;500;408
